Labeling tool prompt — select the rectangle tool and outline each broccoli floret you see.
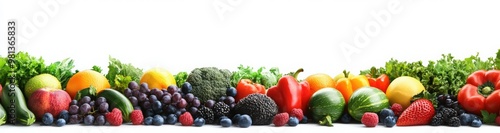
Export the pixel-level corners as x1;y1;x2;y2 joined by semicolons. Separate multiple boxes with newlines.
186;67;232;102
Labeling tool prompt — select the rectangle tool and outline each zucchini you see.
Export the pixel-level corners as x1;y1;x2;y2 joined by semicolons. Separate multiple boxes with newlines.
0;104;6;125
97;89;133;122
1;85;36;125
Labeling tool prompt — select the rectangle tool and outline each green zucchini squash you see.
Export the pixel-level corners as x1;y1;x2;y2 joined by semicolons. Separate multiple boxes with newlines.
1;85;36;125
97;89;134;122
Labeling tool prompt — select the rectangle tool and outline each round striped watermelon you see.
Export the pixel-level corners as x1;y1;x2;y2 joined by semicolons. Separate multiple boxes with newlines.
347;87;389;122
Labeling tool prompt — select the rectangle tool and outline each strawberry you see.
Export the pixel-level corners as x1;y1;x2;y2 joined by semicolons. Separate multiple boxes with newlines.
130;110;144;125
273;112;289;127
290;109;304;121
361;112;378;127
105;108;123;126
396;99;435;126
496;116;500;126
391;103;403;116
179;112;194;126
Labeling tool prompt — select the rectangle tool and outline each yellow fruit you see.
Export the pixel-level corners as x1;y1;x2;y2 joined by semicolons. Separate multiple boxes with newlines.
140;67;176;90
385;76;425;109
24;73;62;98
305;73;336;96
333;72;354;83
66;70;110;99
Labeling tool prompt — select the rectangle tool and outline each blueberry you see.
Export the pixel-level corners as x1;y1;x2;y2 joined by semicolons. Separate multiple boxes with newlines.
340;113;352;123
218;116;229;124
181;82;193;94
288;117;299;127
471;118;482;127
226;87;237;97
194;117;205;127
58;110;69;123
238;114;252;128
153;115;164;126
459;113;472;125
384;116;396;127
144;117;153;125
42;113;54;125
55;118;66;127
232;114;241;125
220;118;232;127
300;116;308;123
166;114;177;125
162;115;168;124
379;108;395;123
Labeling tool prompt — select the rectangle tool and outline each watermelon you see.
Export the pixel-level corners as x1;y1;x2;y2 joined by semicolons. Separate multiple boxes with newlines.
308;88;345;126
347;87;389;122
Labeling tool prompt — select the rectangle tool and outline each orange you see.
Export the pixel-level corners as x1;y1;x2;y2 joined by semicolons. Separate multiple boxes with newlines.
140;67;176;90
66;70;110;99
305;73;336;96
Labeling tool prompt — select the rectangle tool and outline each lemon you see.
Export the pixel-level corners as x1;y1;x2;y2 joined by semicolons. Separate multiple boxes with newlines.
385;76;425;109
140;67;176;90
24;73;62;98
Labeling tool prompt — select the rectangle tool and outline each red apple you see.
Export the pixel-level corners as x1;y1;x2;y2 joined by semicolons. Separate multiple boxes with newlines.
28;88;71;120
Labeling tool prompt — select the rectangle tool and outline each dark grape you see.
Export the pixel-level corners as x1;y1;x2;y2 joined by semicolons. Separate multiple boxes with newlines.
219;96;226;102
96;97;107;106
99;102;109;113
224;96;235;105
129;81;139;90
70;100;78;106
162;89;169;95
154;89;164;99
161;95;171;105
79;96;91;105
124;88;133;97
162;92;172;98
226;87;237;97
192;99;201;108
142;101;152;109
152;101;162;112
132;90;141;97
140;83;149;90
184;93;195;103
80;103;91;115
69;105;79;115
89;101;95;107
230;103;236;109
165;105;177;114
138;93;148;102
95;115;106;125
172;93;182;103
150;89;159;97
181;82;193;94
205;100;215;109
83;115;94;125
69;114;80;124
149;95;158;103
129;96;138;106
167;85;177;95
140;84;150;94
189;106;198;116
177;99;187;108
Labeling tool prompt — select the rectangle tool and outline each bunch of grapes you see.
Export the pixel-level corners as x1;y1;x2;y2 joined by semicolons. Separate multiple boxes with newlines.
124;81;201;124
68;96;109;125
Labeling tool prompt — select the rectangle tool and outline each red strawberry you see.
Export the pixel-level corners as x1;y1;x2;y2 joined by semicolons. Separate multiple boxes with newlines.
391;103;403;116
179;112;194;126
361;112;378;127
105;108;123;126
290;109;304;121
130;110;144;125
273;112;289;127
396;99;435;126
496;116;500;126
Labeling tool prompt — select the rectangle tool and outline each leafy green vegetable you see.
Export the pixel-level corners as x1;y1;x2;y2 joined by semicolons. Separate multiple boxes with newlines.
230;65;282;89
106;56;143;92
43;58;75;89
481;110;497;124
92;65;102;73
361;50;500;96
174;72;188;87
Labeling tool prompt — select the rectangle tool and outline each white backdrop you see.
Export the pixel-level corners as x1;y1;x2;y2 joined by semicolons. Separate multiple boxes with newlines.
1;0;500;80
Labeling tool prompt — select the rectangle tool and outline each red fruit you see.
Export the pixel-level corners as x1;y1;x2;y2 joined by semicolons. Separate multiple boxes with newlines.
273;112;289;127
179;112;194;126
105;108;123;126
361;112;378;127
290;108;304;121
496;116;500;126
396;99;435;126
130;110;144;125
391;103;403;116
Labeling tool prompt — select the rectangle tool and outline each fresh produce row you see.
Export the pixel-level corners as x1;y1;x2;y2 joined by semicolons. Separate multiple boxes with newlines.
0;49;500;128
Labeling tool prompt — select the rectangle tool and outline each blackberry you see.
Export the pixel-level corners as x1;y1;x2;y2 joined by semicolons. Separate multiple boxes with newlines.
440;108;457;120
430;113;443;126
197;106;215;124
213;102;231;119
447;117;460;127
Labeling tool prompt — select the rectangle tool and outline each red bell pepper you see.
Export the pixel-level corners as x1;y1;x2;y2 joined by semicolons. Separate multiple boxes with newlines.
367;74;390;93
266;68;311;114
235;79;266;102
458;70;500;115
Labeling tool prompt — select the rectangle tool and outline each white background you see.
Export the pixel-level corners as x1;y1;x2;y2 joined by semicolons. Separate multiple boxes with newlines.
1;0;500;132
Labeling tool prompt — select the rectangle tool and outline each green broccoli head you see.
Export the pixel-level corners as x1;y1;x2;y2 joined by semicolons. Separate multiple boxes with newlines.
186;67;232;102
